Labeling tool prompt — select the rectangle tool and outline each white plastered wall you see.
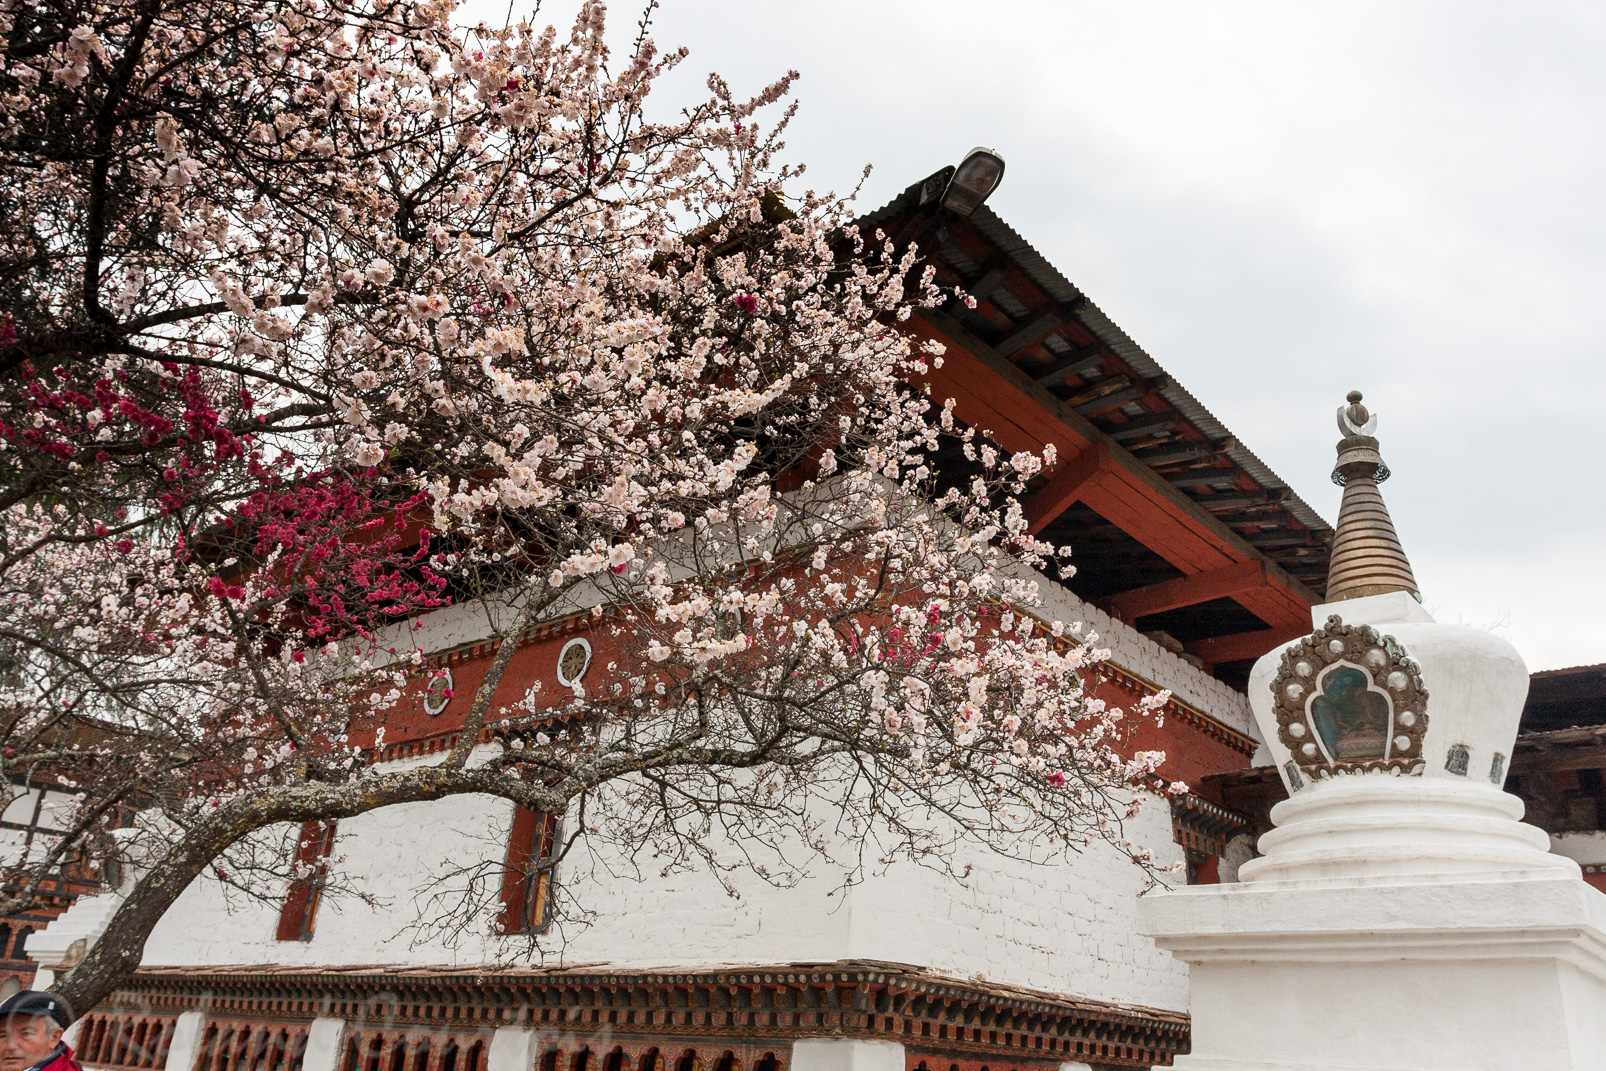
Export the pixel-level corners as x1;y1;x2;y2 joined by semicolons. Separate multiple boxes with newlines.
138;559;1222;1014
1551;832;1606;867
0;785;87;868
141;750;1187;1010
380;558;1255;742
1021;562;1254;738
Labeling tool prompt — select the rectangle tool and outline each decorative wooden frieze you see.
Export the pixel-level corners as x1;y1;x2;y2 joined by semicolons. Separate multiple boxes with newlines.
1096;665;1259;758
73;1011;180;1071
1169;793;1252;859
97;965;1187;1069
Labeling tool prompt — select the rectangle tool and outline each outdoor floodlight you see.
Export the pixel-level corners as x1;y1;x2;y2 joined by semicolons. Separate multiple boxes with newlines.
940;147;1006;217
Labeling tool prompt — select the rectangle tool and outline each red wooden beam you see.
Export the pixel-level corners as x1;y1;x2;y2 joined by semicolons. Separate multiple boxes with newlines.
995;309;1065;357
1025;442;1111;534
1110;560;1269;623
903;311;1318;632
1186;623;1311;666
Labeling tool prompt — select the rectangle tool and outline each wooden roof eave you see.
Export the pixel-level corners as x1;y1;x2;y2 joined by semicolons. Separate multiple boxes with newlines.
950;204;1333;542
907;307;1319;635
857;174;1332;580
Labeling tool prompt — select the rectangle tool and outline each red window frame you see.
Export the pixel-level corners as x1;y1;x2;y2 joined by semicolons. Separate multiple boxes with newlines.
275;820;336;941
498;808;558;934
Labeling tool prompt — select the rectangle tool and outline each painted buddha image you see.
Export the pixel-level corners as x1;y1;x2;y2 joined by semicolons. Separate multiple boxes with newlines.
1310;665;1391;761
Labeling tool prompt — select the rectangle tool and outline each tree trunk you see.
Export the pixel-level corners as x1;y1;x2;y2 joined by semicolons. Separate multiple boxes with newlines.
48;763;552;1017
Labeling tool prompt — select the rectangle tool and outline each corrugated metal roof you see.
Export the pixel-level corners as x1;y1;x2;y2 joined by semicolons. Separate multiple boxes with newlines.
856;178;1332;538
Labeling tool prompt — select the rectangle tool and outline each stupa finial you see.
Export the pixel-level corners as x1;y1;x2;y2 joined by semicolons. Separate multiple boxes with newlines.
1338;389;1376;438
1325;390;1420;602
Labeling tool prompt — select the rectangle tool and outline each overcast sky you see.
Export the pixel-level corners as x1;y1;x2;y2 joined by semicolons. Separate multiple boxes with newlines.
463;1;1604;671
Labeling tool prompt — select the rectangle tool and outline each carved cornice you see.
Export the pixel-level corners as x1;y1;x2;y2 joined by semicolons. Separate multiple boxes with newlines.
1169;793;1252;859
1097;665;1258;758
101;963;1188;1069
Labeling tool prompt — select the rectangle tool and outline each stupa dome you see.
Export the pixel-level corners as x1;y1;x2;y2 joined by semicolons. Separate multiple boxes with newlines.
1239;392;1563;881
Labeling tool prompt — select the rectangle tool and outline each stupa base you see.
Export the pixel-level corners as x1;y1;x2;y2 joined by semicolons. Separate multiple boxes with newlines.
1142;871;1606;1070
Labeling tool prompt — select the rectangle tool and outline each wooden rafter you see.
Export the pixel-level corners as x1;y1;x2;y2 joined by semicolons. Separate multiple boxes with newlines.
1032;349;1105;388
995;309;1064;356
962;264;1008;307
1133;440;1227;468
1166;469;1244;487
906;309;1317;632
1188;490;1277;510
1074;384;1150;417
1024;442;1112;534
1186;624;1311;666
1102;412;1176;441
1108;560;1270;623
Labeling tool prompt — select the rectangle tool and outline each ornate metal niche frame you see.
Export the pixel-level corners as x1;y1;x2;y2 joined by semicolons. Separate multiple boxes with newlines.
1270;615;1429;778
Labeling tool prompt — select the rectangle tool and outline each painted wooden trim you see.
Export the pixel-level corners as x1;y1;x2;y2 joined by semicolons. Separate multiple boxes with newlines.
1109;561;1270;623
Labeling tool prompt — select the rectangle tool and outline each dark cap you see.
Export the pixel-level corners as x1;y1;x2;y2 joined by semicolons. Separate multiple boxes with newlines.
0;991;70;1028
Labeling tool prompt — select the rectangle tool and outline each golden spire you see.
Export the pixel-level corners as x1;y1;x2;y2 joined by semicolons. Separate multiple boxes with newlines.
1325;391;1421;602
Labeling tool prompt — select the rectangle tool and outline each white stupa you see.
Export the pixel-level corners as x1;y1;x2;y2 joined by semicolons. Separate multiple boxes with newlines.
1140;392;1606;1070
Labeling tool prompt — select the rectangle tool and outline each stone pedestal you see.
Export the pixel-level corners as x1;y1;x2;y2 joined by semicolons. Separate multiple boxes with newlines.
1143;861;1606;1069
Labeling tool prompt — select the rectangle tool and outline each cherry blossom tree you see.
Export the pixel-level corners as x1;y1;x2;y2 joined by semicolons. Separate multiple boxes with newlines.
0;0;1173;1017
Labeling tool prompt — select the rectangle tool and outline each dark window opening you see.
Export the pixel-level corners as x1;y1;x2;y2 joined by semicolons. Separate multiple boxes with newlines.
499;808;559;934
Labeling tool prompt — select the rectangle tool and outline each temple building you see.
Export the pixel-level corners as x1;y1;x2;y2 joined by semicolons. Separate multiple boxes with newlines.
0;779;97;992
27;159;1601;1070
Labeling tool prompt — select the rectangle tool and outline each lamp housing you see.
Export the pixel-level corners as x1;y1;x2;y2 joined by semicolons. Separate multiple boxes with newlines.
940;147;1006;217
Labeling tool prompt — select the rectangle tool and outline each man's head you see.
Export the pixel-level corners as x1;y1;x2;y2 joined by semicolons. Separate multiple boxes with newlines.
0;993;68;1071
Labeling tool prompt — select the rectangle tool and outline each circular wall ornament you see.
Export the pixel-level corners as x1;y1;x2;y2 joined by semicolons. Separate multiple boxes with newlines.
423;669;453;717
556;637;592;688
713;606;744;644
1270;614;1429;780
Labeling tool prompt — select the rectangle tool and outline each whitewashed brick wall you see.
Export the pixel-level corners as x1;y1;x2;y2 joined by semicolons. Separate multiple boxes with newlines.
141;763;1188;1011
139;559;1228;1014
